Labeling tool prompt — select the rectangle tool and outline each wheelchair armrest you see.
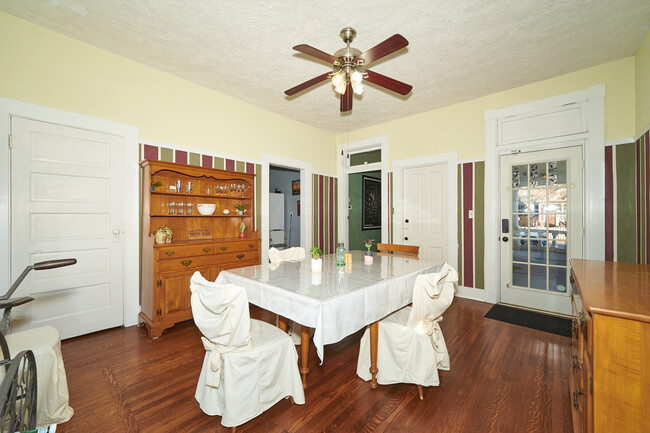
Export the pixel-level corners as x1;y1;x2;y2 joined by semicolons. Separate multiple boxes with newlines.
0;296;34;309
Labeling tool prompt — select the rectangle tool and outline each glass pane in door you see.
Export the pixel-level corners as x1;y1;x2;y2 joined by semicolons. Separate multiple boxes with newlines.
510;160;569;294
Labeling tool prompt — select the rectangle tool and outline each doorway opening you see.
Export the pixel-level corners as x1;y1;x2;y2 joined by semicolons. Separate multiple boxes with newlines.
269;165;301;249
348;170;381;252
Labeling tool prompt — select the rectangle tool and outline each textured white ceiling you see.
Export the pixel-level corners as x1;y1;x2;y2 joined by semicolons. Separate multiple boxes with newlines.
2;1;649;134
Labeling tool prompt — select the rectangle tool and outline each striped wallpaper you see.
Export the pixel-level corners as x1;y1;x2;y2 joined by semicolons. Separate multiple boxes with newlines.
457;161;485;289
312;174;338;255
140;143;262;231
605;130;650;263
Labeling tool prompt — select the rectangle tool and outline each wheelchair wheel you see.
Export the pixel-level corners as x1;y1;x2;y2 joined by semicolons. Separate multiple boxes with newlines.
0;349;37;433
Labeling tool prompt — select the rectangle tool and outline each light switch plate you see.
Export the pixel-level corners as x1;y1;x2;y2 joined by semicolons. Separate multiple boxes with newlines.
468;210;474;219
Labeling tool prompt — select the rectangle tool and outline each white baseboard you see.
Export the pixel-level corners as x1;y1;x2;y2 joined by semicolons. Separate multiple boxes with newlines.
456;285;493;304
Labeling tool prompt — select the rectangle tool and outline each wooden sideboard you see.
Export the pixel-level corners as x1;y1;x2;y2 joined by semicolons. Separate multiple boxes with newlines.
569;259;650;433
139;160;260;338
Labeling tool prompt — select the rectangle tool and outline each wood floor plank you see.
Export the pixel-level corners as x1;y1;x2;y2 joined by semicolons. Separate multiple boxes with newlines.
55;298;572;432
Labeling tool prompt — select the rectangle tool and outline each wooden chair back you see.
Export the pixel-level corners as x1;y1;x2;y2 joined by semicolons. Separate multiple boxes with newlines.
376;243;419;258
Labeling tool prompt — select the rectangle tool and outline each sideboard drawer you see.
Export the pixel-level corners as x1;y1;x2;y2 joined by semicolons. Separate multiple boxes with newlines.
159;255;215;272
158;244;215;260
214;251;259;264
214;241;260;254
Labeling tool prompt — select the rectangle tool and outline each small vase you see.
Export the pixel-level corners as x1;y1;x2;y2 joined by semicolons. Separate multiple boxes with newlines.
237;210;244;215
364;252;373;265
311;258;323;272
239;232;245;238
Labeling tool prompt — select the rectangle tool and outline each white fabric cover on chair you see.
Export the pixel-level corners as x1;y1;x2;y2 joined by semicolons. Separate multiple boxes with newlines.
5;326;74;428
357;263;458;387
268;247;305;270
190;272;305;428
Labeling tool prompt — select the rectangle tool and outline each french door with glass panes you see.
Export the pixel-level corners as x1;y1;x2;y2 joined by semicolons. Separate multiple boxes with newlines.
500;146;583;316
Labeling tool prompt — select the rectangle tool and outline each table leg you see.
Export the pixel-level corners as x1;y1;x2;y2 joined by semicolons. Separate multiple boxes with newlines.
300;325;310;389
277;315;289;333
369;321;378;389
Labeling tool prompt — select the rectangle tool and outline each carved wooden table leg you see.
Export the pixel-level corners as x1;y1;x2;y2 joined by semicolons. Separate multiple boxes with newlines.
300;325;310;389
277;315;289;333
369;321;379;389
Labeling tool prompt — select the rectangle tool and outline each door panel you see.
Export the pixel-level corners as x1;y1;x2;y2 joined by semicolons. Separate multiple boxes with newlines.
500;146;582;315
10;116;124;338
403;164;448;261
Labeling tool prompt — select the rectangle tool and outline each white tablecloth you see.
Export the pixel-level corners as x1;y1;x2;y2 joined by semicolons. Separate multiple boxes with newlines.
216;250;444;363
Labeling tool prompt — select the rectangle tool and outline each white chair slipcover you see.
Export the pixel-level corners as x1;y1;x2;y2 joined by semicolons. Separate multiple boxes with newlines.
5;326;74;428
190;272;305;429
357;263;458;389
268;247;305;270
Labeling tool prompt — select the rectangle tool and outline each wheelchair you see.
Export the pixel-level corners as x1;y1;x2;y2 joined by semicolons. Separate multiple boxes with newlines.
0;258;76;432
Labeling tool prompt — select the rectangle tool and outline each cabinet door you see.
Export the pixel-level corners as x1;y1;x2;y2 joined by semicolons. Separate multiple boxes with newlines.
160;267;210;320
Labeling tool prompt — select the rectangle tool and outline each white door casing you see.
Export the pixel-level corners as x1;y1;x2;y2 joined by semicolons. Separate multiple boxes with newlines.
484;85;605;305
10;117;125;338
499;146;583;315
337;135;388;249
261;154;312;265
403;164;448;261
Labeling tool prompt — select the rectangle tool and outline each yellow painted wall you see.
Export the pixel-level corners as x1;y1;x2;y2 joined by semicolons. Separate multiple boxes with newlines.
0;12;336;173
636;28;650;133
341;57;636;163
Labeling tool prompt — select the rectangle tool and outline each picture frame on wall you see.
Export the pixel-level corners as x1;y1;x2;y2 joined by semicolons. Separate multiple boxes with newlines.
297;200;301;216
292;180;300;196
362;176;381;230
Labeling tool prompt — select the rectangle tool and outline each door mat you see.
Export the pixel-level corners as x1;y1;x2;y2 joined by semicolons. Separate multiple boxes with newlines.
484;304;571;338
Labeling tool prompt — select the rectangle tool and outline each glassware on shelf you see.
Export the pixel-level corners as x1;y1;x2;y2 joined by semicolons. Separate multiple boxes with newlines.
168;201;176;215
185;202;192;215
186;181;193;194
176;180;183;193
205;184;210;195
176;202;184;215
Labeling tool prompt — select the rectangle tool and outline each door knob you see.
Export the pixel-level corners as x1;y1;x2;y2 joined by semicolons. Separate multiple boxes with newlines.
502;236;509;242
404;237;409;241
405;219;409;223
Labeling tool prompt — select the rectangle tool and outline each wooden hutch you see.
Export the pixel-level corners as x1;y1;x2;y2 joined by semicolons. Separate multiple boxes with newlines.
139;159;260;338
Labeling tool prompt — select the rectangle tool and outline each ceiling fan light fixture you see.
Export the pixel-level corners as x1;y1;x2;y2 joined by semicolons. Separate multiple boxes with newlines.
331;70;347;94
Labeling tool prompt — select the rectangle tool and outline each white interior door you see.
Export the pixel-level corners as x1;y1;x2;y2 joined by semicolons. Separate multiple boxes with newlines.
10;116;124;338
499;146;583;315
403;164;448;261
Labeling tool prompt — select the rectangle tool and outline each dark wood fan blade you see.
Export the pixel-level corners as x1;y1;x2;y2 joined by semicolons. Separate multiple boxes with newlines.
364;70;412;95
355;34;408;66
340;83;353;112
293;44;338;64
285;73;330;96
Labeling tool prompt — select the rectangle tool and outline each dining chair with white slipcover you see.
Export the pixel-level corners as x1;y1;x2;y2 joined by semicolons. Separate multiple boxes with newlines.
190;272;305;432
356;263;458;400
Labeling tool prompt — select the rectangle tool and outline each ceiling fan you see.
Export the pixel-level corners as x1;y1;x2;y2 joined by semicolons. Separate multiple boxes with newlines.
285;27;413;112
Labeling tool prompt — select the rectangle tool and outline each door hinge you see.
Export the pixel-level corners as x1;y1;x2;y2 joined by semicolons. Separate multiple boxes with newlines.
8;134;12;149
156;279;162;287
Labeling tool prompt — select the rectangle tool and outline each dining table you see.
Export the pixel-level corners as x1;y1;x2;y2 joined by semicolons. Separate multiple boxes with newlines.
215;250;444;389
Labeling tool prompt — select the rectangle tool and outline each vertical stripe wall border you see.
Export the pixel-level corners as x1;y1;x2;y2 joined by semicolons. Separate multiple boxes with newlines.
457;161;485;289
312;173;338;255
604;132;650;264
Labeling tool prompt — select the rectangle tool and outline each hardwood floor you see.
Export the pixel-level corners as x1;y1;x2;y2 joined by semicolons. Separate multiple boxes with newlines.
56;298;572;432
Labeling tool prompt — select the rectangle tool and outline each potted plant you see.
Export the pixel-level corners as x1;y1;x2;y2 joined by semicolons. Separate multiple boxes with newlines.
308;247;323;272
362;239;375;264
239;221;246;238
150;179;163;191
234;204;245;215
